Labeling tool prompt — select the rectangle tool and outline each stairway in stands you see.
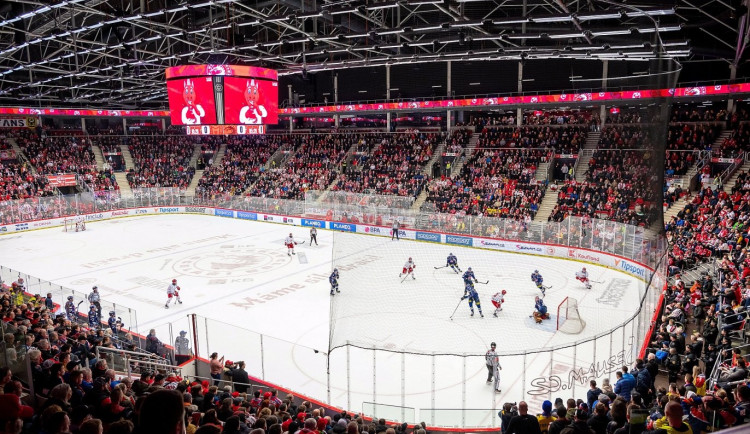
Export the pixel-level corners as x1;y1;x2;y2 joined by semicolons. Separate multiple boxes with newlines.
91;144;105;170
113;144;134;197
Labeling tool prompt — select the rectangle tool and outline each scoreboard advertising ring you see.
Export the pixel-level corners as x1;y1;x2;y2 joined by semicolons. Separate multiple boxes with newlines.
165;64;278;135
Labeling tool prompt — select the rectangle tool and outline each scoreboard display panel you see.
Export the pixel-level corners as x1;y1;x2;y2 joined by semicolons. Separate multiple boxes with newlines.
165;64;278;134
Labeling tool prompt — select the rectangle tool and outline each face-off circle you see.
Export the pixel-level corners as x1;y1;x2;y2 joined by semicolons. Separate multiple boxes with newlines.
173;246;289;278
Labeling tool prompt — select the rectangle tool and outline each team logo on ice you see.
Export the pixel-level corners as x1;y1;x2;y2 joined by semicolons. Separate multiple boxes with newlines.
173;246;288;278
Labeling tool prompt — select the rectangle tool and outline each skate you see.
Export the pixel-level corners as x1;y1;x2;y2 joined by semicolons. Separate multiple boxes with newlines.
292;252;296;255
480;312;484;318
412;275;415;280
164;305;169;309
336;289;340;293
470;311;474;317
399;273;402;277
486;380;492;384
493;312;498;317
495;389;502;393
288;253;291;256
330;291;334;296
178;300;183;304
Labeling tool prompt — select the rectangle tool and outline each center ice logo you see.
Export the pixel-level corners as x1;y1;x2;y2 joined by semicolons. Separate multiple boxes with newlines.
173;246;288;278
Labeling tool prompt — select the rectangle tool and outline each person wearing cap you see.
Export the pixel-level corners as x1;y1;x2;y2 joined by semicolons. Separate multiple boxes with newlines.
485;342;498;384
87;286;101;317
174;331;192;365
537;401;554;433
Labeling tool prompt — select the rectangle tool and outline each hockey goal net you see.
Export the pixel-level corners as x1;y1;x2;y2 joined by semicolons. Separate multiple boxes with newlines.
557;296;586;334
63;218;85;232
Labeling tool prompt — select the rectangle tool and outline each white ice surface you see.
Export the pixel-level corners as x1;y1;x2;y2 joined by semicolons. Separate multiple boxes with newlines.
0;215;644;425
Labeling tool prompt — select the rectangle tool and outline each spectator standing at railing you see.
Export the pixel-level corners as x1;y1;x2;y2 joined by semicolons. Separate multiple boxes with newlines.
229;361;250;394
175;331;192;365
145;329;162;356
209;352;225;386
505;401;541;434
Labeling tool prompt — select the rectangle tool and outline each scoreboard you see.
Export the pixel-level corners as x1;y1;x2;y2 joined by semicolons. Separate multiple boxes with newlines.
165;64;278;135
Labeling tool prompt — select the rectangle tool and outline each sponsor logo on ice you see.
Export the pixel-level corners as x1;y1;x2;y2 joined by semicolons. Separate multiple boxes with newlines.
174;246;288;278
568;249;601;263
416;231;440;242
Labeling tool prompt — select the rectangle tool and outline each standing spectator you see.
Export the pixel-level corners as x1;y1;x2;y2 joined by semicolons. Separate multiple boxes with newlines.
229;361;250;393
209;352;225;386
174;331;192;365
145;329;162;356
612;405;647;434
87;286;101;317
505;401;541;434
587;403;609;434
614;371;633;402
560;409;594;434
537;401;554;433
548;406;570;434
587;380;602;410
136;389;185;434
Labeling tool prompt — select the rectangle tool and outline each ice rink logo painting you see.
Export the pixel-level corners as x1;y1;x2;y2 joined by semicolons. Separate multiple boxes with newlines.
173;246;288;278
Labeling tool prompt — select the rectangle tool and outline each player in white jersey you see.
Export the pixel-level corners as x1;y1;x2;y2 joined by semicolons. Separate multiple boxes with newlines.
284;233;297;256
491;290;506;317
399;257;416;279
76;215;86;232
575;267;592;289
164;278;183;309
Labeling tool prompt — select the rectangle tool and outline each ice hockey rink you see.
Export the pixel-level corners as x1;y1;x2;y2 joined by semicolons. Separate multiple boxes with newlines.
0;214;646;424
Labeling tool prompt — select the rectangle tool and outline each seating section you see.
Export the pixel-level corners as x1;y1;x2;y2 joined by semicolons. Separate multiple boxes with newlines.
126;136;196;189
332;132;439;198
196;136;283;198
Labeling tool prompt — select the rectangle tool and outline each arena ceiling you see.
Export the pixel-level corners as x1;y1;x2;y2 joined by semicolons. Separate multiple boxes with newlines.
0;0;747;109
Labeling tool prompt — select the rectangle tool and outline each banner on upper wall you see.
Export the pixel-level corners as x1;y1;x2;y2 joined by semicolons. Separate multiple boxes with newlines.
46;174;77;187
0;116;37;128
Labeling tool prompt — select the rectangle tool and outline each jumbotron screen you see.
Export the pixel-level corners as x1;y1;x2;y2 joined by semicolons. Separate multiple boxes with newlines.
165;64;278;134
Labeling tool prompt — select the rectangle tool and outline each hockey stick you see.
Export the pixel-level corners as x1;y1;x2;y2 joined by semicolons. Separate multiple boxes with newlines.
476;280;490;285
400;270;413;283
589;280;604;284
449;298;464;320
434;265;448;269
296;240;306;245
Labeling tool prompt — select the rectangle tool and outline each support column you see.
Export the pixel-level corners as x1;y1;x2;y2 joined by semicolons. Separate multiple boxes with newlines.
386;65;391;132
122;118;128;136
288;85;294;132
728;64;738;115
446;61;452;130
516;61;523;126
81;118;86;134
600;60;609;127
334;74;340;128
161;118;166;131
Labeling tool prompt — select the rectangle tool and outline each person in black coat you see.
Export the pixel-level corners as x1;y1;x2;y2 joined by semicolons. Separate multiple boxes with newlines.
229;361;250;393
505;401;542;434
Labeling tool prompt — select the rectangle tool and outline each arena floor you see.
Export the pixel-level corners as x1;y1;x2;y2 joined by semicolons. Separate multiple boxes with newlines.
0;214;645;425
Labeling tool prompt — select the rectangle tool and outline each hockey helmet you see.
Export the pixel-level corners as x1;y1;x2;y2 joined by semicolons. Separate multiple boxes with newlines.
172;279;177;283
409;257;412;261
17;278;23;283
501;290;507;295
535;295;540;301
89;303;96;309
449;253;453;256
490;342;496;348
67;296;73;301
289;233;293;237
109;311;115;316
334;268;338;272
468;267;472;271
582;267;586;271
534;269;539;273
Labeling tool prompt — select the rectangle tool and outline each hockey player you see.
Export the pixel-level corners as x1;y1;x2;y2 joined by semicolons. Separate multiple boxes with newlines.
400;257;416;279
461;282;484;317
88;286;102;317
463;267;478;285
491;290;506;317
75;215;86;232
310;227;318;246
107;311;118;336
175;331;192;365
65;296;77;321
533;296;550;323
575;267;592;289
87;303;100;329
485;342;498;384
392;219;400;241
531;270;546;296
165;279;183;309
329;268;340;295
284;233;298;256
446;253;460;273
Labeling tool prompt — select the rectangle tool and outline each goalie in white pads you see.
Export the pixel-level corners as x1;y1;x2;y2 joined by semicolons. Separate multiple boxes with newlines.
75;216;86;232
575;267;592;289
400;257;416;279
491;290;506;317
165;278;183;309
284;233;298;256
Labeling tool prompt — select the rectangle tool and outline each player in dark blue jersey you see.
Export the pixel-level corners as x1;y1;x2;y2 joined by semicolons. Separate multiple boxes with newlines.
462;267;478;285
531;269;546;296
87;303;100;329
446;253;460;273
461;282;484;317
329;268;340;295
108;311;118;335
